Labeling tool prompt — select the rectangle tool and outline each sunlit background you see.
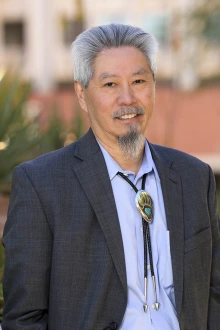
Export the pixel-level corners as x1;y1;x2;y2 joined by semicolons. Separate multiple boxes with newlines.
0;0;220;211
0;1;220;208
0;0;219;319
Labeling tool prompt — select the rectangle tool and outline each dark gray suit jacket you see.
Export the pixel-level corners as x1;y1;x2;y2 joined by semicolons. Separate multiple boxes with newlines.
2;129;220;330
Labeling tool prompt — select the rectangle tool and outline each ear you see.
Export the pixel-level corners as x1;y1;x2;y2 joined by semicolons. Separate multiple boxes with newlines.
74;81;88;113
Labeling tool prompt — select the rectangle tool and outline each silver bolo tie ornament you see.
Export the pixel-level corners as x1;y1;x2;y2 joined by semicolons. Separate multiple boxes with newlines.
135;190;154;223
135;190;160;312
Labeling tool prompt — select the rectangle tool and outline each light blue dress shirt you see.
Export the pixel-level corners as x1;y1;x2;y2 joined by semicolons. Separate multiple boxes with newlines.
99;140;180;330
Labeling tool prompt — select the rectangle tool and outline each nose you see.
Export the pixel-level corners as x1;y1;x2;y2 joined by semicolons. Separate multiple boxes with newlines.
117;85;136;106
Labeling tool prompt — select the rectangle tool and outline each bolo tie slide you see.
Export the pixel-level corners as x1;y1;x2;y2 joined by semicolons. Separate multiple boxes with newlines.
117;171;160;312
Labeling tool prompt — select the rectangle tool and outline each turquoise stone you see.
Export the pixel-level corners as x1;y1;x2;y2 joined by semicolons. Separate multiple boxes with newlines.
144;207;152;216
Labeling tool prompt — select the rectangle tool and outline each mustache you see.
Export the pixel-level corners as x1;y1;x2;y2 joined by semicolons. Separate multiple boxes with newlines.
112;107;145;118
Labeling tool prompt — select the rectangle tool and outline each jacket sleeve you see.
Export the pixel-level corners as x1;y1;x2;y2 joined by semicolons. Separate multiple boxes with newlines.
207;165;220;329
2;164;52;330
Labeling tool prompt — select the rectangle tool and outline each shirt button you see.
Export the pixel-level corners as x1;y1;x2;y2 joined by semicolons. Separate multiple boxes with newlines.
109;322;118;329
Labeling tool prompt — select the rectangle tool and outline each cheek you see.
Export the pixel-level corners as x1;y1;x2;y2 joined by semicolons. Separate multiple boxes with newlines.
140;90;155;111
151;88;156;102
146;85;155;100
141;89;155;120
94;96;114;119
96;93;113;109
87;99;110;125
148;98;155;119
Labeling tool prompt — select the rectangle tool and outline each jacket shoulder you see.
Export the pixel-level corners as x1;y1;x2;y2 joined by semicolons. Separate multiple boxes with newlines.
15;139;79;175
151;143;209;170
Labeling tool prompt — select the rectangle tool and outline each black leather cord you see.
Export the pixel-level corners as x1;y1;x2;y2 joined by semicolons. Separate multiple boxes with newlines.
117;171;138;193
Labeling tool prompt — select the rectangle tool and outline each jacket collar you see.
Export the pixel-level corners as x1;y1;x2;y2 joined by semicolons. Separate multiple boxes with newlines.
73;128;127;293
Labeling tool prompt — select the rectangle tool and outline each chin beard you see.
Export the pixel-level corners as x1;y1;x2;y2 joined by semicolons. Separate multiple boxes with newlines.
117;124;145;160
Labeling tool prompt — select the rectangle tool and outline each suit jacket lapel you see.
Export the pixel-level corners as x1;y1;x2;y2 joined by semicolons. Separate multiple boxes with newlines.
72;129;127;293
150;144;184;319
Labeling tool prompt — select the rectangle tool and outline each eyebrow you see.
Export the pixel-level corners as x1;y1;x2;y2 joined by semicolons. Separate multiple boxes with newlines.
99;67;150;81
132;68;150;76
99;73;119;81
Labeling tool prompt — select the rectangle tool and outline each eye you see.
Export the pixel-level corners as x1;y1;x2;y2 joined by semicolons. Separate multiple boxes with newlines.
104;82;115;87
134;79;144;84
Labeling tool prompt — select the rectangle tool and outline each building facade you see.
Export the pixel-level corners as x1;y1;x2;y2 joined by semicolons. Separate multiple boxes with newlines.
0;0;219;92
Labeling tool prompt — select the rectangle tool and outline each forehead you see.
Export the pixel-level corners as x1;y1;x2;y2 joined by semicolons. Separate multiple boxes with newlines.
93;46;151;78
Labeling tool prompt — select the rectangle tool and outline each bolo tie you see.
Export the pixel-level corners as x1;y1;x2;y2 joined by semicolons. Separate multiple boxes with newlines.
117;171;160;312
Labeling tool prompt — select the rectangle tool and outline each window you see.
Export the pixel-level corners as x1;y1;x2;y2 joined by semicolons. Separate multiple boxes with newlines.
3;21;24;46
203;13;220;42
142;14;170;44
63;19;84;45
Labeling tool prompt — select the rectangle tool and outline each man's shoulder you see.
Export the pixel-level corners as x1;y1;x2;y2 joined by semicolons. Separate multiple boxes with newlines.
150;143;209;171
14;129;98;178
15;139;79;176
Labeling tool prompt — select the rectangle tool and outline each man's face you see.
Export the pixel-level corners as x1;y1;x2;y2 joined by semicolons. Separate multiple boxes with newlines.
75;46;155;149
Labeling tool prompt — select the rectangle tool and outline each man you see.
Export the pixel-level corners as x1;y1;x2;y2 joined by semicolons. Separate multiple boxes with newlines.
2;24;220;330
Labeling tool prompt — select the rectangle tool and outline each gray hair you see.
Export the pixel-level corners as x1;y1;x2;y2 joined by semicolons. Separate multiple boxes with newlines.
71;23;159;88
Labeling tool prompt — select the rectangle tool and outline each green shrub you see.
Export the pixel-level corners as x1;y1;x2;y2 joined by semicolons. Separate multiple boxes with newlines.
0;73;84;194
0;73;42;193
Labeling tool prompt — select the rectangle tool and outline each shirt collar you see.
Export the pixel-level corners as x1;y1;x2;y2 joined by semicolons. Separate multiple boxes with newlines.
97;139;160;182
98;142;122;180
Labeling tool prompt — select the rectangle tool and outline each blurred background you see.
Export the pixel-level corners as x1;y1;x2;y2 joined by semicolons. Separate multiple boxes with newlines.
0;0;220;318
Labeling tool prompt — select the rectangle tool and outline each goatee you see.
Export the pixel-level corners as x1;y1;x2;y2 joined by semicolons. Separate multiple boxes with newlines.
117;124;145;159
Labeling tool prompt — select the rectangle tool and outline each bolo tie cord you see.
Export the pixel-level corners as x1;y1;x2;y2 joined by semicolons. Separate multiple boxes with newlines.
117;171;160;312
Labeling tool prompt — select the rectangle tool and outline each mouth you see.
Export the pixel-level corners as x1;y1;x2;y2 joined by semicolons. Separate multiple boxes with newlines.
118;113;137;120
112;107;145;121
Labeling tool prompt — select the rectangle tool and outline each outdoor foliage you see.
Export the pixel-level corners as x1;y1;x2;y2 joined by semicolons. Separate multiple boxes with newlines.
0;72;84;194
39;103;84;156
0;73;41;193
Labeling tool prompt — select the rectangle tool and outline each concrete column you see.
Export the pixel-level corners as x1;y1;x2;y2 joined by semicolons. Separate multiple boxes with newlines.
27;0;55;92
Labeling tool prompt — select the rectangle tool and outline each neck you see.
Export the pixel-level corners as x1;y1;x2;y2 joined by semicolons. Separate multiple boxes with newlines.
98;138;145;175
